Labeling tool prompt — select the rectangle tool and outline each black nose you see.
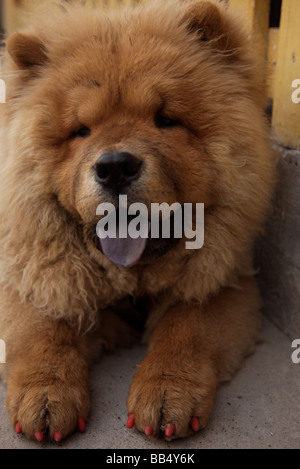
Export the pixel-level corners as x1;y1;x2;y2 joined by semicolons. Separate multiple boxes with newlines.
94;152;143;193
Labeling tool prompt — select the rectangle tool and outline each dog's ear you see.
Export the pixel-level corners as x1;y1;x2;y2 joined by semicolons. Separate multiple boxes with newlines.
6;32;48;69
182;1;238;51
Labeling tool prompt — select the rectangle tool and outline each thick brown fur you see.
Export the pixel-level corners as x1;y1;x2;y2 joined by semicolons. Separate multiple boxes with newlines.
0;0;275;441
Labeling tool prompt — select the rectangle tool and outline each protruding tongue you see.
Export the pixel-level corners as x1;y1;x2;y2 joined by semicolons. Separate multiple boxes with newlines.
98;220;148;268
100;235;147;268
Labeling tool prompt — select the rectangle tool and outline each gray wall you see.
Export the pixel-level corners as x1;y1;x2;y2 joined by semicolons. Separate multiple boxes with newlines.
256;144;300;339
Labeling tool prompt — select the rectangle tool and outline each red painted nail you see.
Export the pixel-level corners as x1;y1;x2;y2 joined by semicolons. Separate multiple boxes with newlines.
53;431;63;442
34;431;44;442
127;414;135;429
190;416;200;432
15;422;22;434
165;423;175;437
145;425;153;436
78;417;86;433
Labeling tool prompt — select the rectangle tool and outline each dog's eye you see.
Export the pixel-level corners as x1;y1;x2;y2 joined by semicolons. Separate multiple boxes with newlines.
71;126;91;139
155;113;181;129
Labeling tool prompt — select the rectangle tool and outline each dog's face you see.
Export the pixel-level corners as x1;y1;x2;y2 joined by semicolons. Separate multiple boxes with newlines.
46;32;217;266
4;1;262;267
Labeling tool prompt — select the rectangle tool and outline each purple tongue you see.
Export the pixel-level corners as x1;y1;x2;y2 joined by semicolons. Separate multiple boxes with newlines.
98;222;148;268
100;236;147;268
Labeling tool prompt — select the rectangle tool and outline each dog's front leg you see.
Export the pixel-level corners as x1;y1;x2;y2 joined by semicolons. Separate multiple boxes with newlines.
5;315;91;442
127;277;261;440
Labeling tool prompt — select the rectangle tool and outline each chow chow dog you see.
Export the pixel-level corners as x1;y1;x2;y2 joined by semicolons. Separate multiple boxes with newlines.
0;0;275;442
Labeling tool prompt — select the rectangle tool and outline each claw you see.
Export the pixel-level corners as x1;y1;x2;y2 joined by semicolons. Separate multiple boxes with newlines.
34;431;44;442
164;423;175;437
127;413;135;429
77;417;86;433
15;422;22;434
53;431;63;442
145;425;153;436
190;416;200;432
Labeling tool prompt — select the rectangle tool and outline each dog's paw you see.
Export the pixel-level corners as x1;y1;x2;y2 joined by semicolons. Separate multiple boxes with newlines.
6;355;90;442
126;361;216;441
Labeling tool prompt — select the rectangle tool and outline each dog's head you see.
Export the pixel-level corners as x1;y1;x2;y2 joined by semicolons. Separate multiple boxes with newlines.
4;0;266;268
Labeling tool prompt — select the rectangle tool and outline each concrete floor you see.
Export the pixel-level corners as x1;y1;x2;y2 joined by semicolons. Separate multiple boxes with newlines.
0;316;298;450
